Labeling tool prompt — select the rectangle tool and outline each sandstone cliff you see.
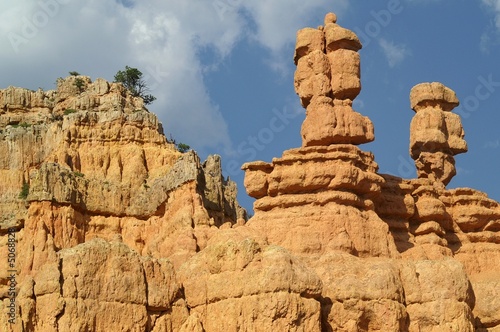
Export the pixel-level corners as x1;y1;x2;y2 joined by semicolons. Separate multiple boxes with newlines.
1;12;500;332
0;75;247;331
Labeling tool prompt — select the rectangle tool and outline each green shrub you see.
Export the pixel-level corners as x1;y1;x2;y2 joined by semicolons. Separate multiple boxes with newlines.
19;182;29;199
64;109;77;116
69;71;80;76
74;78;85;92
177;143;190;153
74;171;84;178
114;66;156;105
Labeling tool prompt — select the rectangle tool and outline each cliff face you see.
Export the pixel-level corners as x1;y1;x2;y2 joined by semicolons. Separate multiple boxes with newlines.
1;13;499;332
0;76;247;331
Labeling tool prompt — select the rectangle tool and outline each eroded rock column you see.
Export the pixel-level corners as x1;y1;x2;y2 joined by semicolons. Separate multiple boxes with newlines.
295;12;374;146
409;82;467;185
243;13;397;258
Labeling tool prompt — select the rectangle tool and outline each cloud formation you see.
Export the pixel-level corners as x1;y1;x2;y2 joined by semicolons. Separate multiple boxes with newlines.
378;38;410;67
0;0;348;153
483;0;500;29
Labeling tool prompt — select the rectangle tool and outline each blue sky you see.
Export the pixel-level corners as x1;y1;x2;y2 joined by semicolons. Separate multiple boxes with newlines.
1;0;499;212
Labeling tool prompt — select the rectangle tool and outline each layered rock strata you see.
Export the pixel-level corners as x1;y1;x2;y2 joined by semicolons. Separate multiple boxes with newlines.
244;13;390;261
409;82;468;185
0;12;499;332
243;13;500;331
0;76;248;331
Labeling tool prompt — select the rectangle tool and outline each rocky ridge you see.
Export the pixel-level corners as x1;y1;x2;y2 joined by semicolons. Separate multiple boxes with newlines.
0;75;247;331
0;12;499;332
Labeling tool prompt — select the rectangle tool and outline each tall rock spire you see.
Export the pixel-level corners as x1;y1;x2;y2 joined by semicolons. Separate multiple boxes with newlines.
242;12;394;258
294;12;374;146
409;82;468;185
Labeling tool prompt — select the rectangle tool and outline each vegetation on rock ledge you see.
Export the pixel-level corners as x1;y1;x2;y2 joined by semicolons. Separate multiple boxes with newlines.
114;66;156;105
19;182;29;199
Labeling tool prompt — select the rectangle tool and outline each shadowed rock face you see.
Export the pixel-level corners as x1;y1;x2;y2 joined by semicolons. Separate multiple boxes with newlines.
1;12;499;332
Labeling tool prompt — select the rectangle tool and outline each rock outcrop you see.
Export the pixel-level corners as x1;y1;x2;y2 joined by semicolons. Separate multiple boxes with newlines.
243;14;390;261
409;82;468;185
0;76;247;331
1;12;499;332
295;13;374;146
242;13;499;332
178;228;323;331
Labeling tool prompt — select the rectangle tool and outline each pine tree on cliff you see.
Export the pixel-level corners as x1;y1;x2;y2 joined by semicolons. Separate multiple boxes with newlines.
114;66;156;105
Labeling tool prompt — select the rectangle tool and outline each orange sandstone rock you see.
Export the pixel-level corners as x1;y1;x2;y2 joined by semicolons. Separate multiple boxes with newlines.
242;12;500;332
177;229;323;331
293;13;373;147
409;82;467;185
1;11;500;332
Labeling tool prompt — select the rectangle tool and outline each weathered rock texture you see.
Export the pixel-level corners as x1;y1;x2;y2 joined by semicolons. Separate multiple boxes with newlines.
0;76;247;331
409;82;468;185
242;13;500;332
295;12;374;147
1;12;499;332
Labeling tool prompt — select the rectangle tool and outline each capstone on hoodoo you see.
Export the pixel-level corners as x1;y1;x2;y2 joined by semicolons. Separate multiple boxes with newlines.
409;82;467;185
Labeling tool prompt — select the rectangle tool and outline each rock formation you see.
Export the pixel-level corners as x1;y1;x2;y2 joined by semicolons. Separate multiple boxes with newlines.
242;13;499;331
0;75;247;331
1;12;499;332
295;12;374;146
243;14;389;260
409;82;468;185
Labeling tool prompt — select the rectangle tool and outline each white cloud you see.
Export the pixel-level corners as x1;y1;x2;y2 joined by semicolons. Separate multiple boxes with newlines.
0;0;350;154
242;1;348;53
478;1;500;54
378;38;410;67
240;0;348;74
0;0;243;153
483;0;500;29
484;139;500;149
